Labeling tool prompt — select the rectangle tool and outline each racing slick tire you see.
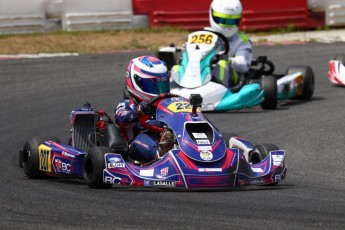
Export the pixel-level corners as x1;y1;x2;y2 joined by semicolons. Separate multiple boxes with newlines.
20;136;61;178
334;54;345;65
249;144;279;164
287;65;315;100
222;133;239;148
84;146;113;189
260;76;278;110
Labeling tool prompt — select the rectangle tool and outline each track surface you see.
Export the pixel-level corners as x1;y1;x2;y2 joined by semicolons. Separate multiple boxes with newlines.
1;43;344;229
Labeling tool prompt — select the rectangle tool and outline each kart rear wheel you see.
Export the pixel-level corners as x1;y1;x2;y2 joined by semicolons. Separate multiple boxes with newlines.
287;65;315;100
222;132;239;148
21;136;61;178
84;146;113;189
334;54;345;65
249;144;279;164
260;76;278;110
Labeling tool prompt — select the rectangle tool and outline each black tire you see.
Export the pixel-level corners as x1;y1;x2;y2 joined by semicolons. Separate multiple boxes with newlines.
84;146;113;189
21;136;61;179
249;144;279;164
260;76;278;110
222;132;239;148
334;54;345;65
287;65;315;100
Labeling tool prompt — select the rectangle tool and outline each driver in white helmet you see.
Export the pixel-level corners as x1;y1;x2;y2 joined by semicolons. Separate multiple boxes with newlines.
208;0;252;90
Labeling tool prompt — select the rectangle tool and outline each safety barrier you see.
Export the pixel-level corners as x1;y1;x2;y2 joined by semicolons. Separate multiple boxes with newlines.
133;0;211;30
0;0;45;34
0;0;339;34
132;0;323;31
61;0;133;31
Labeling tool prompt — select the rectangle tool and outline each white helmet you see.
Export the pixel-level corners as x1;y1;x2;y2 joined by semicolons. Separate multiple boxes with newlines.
209;0;243;38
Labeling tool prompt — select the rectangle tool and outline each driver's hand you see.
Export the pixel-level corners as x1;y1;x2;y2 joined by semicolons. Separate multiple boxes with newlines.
138;101;150;115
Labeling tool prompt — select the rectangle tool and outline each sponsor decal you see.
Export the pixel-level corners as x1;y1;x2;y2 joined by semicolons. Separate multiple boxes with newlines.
62;151;75;159
160;167;169;177
198;168;222;172
197;139;210;144
144;180;176;187
252;167;264;173
139;169;154;177
53;157;71;174
104;176;122;184
198;146;212;151
38;145;52;172
200;150;213;161
193;133;207;139
272;155;284;166
249;178;264;185
108;157;122;163
108;163;125;168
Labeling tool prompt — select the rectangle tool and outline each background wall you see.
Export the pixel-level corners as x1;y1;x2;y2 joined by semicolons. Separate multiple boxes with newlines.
0;0;343;34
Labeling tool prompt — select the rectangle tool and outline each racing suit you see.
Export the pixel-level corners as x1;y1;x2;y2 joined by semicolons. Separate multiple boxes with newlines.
114;98;160;163
212;31;253;88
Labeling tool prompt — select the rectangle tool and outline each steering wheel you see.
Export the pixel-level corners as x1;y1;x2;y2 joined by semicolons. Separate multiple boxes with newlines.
138;93;180;133
203;29;230;57
251;56;275;76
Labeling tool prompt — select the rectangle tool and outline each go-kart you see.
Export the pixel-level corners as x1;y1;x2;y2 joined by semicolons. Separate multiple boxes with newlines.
157;29;315;111
19;94;286;189
328;54;345;85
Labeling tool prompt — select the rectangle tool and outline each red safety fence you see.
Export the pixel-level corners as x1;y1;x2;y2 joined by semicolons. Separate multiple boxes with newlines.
132;0;324;31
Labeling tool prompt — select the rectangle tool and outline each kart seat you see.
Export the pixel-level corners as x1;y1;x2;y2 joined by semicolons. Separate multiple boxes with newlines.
103;124;128;160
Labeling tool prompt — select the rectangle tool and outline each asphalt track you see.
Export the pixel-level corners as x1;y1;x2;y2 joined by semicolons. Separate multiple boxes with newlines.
1;42;345;230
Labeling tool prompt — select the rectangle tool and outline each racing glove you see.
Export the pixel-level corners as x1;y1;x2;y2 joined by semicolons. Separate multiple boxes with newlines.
138;101;151;115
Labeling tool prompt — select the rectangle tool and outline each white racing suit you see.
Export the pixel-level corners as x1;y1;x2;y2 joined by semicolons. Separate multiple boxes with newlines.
212;31;253;88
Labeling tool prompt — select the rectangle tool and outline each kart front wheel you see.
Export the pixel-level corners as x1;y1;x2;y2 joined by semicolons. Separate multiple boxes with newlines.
249;144;279;164
287;65;315;100
260;76;277;110
84;146;113;189
21;136;61;178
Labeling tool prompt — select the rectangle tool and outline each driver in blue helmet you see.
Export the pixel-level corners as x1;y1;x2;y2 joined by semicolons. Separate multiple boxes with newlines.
208;0;252;89
114;56;172;163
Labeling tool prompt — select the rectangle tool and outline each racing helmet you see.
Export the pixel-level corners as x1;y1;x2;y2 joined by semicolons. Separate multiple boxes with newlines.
126;56;170;101
209;0;243;38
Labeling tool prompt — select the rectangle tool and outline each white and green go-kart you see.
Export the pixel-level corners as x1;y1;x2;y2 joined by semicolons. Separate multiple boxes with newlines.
157;30;315;111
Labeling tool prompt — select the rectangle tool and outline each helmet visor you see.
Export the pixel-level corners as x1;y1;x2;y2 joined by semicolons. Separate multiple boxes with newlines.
211;9;241;28
134;74;170;95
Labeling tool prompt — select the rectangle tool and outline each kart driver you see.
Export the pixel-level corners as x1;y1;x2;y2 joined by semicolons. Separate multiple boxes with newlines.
208;0;252;90
114;56;173;163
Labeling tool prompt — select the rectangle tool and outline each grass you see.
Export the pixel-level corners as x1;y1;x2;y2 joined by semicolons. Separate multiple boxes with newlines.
0;26;336;55
0;28;190;55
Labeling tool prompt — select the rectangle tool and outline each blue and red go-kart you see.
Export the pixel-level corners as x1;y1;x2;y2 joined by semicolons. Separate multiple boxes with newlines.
19;94;286;189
